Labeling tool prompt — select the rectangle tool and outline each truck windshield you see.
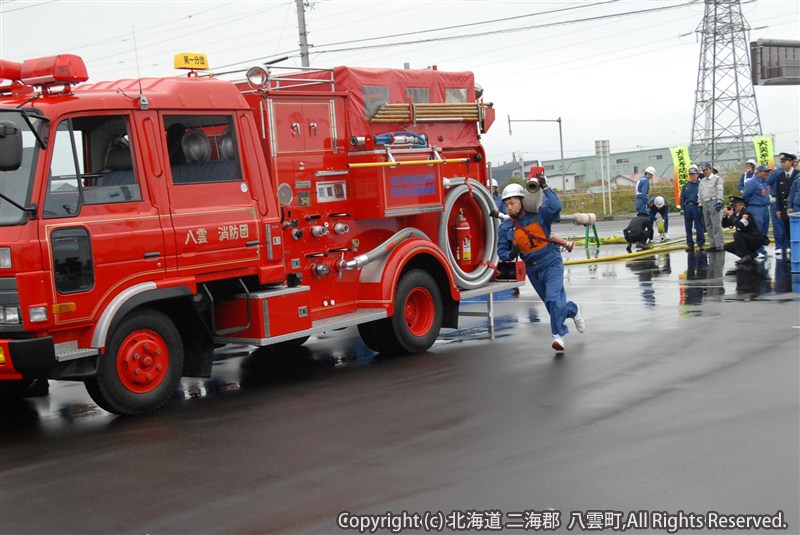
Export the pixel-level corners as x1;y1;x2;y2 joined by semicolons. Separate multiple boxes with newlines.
0;110;44;226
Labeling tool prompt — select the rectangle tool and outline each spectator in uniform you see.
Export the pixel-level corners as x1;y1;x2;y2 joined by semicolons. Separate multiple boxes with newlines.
489;178;506;214
737;159;758;194
722;195;770;265
497;181;585;352
623;212;653;253
766;153;797;257
699;162;725;251
742;164;772;258
635;166;655;215
648;195;670;241
680;165;705;251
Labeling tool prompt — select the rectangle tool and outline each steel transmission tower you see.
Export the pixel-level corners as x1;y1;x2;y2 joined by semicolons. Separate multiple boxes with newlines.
691;0;762;171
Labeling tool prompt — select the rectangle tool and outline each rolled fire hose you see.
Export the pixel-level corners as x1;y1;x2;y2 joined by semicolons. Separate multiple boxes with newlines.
438;177;499;290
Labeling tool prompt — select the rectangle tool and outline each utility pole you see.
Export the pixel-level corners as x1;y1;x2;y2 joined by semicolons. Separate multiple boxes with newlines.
691;0;761;171
295;0;310;67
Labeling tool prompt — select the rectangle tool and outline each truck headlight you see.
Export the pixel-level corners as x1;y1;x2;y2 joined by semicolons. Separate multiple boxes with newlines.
0;306;21;324
0;248;11;269
29;307;48;323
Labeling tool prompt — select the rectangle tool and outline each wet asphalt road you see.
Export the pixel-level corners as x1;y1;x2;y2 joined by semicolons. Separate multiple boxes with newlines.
1;219;799;534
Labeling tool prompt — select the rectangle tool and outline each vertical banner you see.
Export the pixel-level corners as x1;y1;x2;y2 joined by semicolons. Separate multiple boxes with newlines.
670;145;691;208
753;136;775;169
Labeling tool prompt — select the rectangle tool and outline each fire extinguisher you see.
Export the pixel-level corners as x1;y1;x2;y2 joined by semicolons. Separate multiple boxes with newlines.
454;208;472;268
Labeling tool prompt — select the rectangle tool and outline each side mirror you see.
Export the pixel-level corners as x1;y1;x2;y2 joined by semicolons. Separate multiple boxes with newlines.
0;122;23;171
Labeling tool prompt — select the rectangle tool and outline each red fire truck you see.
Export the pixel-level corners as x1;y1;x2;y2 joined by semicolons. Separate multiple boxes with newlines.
0;53;520;415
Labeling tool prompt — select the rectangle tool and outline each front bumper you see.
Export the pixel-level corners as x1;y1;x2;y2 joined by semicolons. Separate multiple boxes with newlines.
0;337;56;379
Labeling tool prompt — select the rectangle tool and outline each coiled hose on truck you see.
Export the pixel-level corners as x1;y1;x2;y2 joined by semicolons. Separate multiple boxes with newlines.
438;177;500;290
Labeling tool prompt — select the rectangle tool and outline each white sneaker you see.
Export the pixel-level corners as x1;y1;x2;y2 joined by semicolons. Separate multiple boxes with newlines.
663;233;670;240
775;249;783;257
573;304;586;333
552;335;565;351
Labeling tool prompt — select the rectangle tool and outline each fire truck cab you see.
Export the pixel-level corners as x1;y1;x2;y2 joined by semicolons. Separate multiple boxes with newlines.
0;53;518;415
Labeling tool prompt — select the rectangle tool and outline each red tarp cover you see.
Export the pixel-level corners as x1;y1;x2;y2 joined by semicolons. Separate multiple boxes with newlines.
332;66;478;149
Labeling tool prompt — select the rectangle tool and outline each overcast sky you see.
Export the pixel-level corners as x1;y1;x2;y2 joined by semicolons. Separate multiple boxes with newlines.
1;0;798;166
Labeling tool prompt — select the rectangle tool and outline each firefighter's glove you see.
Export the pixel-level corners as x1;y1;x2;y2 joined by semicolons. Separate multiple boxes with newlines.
715;201;722;212
538;175;548;189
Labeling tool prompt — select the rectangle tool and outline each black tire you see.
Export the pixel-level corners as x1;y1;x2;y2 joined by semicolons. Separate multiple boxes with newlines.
382;270;443;355
86;308;184;415
358;320;392;354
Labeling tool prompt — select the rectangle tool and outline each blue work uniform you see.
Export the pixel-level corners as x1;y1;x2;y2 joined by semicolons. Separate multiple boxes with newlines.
766;168;792;250
738;170;756;193
498;188;578;337
647;197;669;233
742;175;770;236
635;176;650;214
680;180;705;249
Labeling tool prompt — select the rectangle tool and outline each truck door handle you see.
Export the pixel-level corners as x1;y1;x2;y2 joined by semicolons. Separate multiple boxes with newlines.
291;122;301;136
309;122;317;136
144;251;161;258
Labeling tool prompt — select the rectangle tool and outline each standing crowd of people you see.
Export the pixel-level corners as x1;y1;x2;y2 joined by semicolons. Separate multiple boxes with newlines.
624;152;800;264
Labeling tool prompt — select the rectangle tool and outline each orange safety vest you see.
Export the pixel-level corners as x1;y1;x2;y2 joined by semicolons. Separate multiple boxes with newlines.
512;218;550;254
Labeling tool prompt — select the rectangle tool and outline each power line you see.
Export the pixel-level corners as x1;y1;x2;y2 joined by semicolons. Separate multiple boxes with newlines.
316;0;622;49
311;0;699;55
0;0;56;13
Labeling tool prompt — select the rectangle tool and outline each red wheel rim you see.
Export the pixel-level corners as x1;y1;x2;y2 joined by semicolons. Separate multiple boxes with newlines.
404;287;435;336
116;328;169;394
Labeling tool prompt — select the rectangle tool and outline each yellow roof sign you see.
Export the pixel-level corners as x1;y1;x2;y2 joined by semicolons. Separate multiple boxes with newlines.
174;53;209;70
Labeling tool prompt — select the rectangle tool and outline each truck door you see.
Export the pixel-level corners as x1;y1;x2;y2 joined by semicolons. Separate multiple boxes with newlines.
161;114;261;277
40;114;167;328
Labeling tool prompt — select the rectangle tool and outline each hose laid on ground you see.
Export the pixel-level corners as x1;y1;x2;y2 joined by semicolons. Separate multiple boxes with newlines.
438;177;499;290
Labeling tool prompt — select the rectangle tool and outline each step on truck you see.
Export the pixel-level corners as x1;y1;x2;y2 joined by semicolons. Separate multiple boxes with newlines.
0;53;521;414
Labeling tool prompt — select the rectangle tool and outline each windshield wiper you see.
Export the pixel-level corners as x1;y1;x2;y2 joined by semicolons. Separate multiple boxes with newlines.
0;192;38;219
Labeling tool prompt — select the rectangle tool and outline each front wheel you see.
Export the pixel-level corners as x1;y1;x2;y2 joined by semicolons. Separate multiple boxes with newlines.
86;308;184;415
382;270;443;355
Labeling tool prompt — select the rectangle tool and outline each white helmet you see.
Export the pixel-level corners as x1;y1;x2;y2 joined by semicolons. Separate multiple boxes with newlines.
501;183;526;201
645;166;656;176
490;178;498;188
654;196;665;208
746;159;757;166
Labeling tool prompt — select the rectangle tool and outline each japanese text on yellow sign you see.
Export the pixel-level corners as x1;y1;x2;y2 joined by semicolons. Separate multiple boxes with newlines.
670;145;691;208
753;136;775;168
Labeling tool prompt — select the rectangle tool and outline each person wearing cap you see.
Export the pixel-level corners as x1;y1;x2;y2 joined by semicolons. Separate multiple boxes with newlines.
743;164;772;257
737;159;758;194
679;165;705;251
722;195;770;265
767;152;798;256
623;212;653;253
699;162;725;251
647;195;670;241
497;180;585;352
634;166;655;215
489;178;506;214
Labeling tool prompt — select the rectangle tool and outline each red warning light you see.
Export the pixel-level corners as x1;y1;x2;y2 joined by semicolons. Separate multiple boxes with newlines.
20;54;88;86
